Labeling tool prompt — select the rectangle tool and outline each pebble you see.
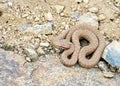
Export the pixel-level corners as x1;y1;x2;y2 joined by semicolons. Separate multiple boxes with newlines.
7;1;13;8
103;72;114;78
44;12;53;21
98;61;109;72
23;47;38;62
19;23;31;32
83;0;89;3
20;22;53;33
33;23;53;31
40;42;50;47
53;5;65;14
25;57;32;62
22;13;29;18
88;7;98;13
37;47;45;55
102;41;120;67
71;11;80;21
98;14;106;21
77;12;98;28
31;38;40;49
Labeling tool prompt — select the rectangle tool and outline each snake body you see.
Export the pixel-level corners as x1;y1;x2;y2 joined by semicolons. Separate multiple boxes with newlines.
52;24;105;68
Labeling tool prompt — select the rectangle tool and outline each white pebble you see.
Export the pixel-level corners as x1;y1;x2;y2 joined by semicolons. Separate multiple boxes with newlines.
83;0;89;3
98;14;106;21
88;7;98;13
37;47;45;55
53;5;65;13
7;1;13;8
40;42;50;47
22;13;29;18
44;12;53;21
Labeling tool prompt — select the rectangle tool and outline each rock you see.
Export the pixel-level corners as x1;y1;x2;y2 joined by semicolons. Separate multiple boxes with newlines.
19;23;32;32
23;47;38;62
83;0;89;3
31;38;40;49
25;57;32;62
22;13;29;18
33;23;53;32
98;61;109;72
0;49;120;85
7;1;13;8
88;7;98;13
19;22;53;34
77;12;98;28
40;42;50;47
53;5;65;14
102;41;120;67
70;11;80;21
98;14;106;21
44;12;53;21
110;66;117;72
37;47;45;55
103;72;114;78
0;50;26;85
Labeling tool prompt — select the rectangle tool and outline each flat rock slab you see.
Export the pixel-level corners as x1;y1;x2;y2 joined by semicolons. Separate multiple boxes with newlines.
102;41;120;67
0;49;120;86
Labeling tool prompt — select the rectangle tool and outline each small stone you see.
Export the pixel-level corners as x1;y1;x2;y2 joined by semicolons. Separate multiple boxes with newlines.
25;57;32;62
102;41;120;67
37;47;45;55
98;61;109;72
7;1;13;8
33;23;53;31
77;12;98;28
44;12;53;21
40;42;50;47
22;13;29;18
24;47;38;62
31;38;40;49
88;7;98;13
83;0;89;3
98;14;106;21
103;71;114;78
53;5;65;13
20;23;53;33
71;11;80;21
60;13;64;16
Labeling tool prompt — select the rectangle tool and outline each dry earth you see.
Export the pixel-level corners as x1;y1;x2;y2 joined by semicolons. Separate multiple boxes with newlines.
0;0;120;86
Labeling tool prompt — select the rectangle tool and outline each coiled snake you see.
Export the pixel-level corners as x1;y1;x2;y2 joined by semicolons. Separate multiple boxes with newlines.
52;24;105;68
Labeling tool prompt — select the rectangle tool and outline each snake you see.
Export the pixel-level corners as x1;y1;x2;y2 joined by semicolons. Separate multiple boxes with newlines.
52;24;105;68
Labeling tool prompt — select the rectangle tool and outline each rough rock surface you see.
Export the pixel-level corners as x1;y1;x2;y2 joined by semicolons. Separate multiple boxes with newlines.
0;49;120;86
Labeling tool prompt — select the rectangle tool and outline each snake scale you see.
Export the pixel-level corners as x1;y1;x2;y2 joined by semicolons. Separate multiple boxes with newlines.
52;24;105;68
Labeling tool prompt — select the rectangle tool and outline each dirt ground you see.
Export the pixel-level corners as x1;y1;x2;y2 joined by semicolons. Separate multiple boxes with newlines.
0;0;120;86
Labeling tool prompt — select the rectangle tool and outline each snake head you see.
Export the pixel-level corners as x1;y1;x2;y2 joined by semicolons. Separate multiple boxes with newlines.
53;39;71;49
